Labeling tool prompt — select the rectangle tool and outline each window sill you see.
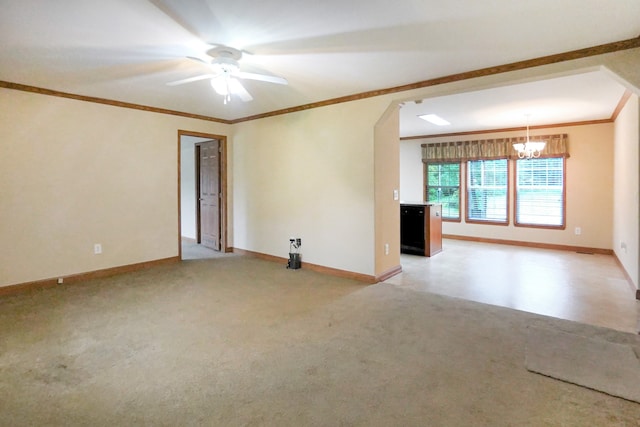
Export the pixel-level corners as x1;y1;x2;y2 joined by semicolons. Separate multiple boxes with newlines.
465;219;510;226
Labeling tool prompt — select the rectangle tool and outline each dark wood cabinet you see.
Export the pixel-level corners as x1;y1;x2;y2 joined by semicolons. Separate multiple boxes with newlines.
400;203;442;257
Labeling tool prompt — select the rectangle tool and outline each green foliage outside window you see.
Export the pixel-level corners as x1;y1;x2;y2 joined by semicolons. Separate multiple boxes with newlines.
467;159;508;222
426;163;460;220
516;157;564;226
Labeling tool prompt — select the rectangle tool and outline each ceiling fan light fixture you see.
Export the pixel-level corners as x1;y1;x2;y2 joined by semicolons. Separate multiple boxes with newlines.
227;78;244;95
210;77;229;96
213;56;240;74
168;44;285;105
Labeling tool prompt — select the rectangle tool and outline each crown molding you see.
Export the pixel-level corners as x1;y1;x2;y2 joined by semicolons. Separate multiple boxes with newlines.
0;81;232;124
2;35;639;125
231;35;640;123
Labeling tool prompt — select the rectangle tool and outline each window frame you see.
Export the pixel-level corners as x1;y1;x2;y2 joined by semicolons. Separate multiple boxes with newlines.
465;158;510;226
514;157;567;230
424;162;462;222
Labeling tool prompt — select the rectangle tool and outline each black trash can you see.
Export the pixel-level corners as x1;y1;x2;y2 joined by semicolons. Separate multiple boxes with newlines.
287;252;301;269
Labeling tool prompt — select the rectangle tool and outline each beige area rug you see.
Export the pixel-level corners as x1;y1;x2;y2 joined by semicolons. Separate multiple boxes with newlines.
1;256;640;425
526;326;640;403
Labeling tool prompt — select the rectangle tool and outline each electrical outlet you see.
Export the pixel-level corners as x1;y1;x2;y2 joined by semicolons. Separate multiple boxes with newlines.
94;243;102;254
384;243;389;255
574;227;581;235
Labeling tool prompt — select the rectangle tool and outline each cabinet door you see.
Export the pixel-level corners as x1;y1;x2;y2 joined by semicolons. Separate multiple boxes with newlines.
401;206;426;254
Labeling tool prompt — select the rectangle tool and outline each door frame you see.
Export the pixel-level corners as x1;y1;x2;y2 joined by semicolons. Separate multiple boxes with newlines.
195;143;202;244
178;130;228;259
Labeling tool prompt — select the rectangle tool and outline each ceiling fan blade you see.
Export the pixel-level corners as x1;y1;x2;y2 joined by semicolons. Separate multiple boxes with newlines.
187;55;211;65
236;71;288;85
166;73;215;86
229;79;254;102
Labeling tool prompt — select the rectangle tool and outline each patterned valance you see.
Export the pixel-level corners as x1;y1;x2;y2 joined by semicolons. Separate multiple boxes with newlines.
422;134;569;163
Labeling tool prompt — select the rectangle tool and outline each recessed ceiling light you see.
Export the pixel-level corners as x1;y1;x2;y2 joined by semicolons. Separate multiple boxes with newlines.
418;114;451;126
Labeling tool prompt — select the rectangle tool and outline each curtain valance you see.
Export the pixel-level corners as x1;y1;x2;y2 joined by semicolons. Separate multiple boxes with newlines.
421;134;569;163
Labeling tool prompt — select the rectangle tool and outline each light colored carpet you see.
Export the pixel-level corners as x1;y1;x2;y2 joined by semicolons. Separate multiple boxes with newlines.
526;326;640;403
1;256;640;425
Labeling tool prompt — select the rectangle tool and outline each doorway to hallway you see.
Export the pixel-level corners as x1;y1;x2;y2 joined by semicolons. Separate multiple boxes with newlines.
178;131;228;260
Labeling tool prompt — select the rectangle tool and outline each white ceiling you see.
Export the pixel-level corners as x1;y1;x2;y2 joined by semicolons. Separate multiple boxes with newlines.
400;70;629;137
1;0;639;133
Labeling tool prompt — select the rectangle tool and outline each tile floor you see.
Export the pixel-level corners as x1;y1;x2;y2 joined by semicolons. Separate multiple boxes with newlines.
181;240;233;260
384;239;640;334
183;238;640;333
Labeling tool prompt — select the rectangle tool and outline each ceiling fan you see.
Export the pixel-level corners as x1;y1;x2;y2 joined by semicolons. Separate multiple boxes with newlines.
167;45;288;104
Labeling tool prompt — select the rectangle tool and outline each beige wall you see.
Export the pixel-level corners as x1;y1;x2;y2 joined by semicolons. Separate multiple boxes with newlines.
399;140;424;204
230;97;391;276
613;94;639;288
3;48;640;287
399;123;615;250
374;104;401;277
0;89;229;287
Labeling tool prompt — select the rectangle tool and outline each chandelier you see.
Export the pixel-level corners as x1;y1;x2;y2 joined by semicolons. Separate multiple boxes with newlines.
513;115;546;159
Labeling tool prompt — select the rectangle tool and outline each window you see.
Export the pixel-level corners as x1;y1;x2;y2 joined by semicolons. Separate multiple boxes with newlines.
426;163;460;220
467;159;508;223
515;157;565;228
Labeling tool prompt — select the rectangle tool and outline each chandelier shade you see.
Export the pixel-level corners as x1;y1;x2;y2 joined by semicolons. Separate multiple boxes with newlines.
513;115;546;159
513;141;546;159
